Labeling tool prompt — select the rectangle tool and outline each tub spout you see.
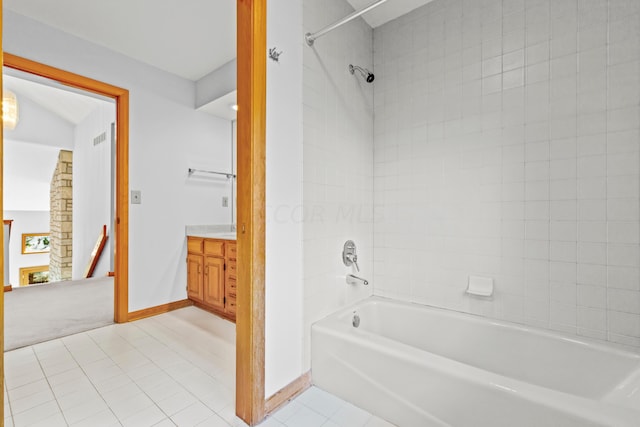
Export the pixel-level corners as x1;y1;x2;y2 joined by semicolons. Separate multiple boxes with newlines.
346;274;368;286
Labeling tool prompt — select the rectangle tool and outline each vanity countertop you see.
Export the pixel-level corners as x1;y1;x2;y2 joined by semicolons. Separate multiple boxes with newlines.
187;232;236;240
185;224;236;241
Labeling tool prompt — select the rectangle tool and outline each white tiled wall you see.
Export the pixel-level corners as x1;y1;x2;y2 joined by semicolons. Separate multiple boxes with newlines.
303;0;375;368
373;0;640;347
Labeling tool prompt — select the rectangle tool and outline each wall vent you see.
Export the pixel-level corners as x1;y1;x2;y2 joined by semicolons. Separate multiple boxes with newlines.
93;131;107;146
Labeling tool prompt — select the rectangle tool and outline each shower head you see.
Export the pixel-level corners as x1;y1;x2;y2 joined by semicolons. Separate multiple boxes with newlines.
349;64;375;83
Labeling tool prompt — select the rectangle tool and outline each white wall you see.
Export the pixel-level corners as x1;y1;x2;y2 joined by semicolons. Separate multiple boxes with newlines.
3;139;61;212
302;0;375;370
4;10;234;311
3;210;50;287
3;94;74;149
72;102;115;279
264;0;304;397
373;0;640;347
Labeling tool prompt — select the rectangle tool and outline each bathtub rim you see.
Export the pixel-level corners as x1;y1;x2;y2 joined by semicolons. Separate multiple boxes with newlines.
315;295;640;359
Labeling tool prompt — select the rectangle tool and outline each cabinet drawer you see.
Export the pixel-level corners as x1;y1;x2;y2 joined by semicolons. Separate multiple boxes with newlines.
226;261;237;279
226;279;237;299
226;298;237;313
204;239;225;257
227;243;237;260
226;286;237;299
187;237;204;254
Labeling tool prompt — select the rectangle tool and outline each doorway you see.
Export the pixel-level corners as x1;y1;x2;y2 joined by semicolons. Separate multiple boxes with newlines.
3;64;119;350
2;53;130;323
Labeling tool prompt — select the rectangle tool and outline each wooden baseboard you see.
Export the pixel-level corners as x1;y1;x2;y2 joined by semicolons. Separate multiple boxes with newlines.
4;285;12;292
265;371;312;415
127;299;193;322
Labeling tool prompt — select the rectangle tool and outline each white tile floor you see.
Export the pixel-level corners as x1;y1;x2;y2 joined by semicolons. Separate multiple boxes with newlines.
263;387;396;427
4;307;394;427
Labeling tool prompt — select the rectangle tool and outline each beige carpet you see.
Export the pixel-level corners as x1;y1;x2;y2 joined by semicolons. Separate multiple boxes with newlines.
4;276;114;351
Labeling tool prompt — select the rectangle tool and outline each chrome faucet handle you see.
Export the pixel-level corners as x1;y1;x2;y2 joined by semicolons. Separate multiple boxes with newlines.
351;254;360;272
343;240;360;271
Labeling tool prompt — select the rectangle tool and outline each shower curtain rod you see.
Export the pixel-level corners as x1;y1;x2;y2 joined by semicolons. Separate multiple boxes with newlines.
305;0;388;46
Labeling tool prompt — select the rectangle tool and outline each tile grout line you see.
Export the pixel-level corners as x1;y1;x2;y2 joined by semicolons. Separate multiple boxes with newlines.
86;321;173;426
6;308;242;427
90;315;231;426
57;332;123;426
5;347;57;421
28;342;69;426
133;315;236;426
4;373;14;426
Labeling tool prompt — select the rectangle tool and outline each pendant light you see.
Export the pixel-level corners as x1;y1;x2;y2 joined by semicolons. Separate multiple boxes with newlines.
3;89;19;130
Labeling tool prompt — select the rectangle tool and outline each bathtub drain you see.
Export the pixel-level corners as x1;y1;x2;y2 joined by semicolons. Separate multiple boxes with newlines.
352;313;360;328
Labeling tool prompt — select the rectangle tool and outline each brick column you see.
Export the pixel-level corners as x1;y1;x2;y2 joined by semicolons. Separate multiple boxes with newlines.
50;150;73;281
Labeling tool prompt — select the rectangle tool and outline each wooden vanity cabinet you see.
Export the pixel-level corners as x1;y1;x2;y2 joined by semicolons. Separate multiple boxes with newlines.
187;237;236;321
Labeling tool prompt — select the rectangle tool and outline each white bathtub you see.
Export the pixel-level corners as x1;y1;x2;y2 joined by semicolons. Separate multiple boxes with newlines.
311;297;640;427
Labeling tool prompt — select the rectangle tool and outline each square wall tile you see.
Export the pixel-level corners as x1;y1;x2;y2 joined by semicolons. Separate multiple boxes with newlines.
370;0;640;350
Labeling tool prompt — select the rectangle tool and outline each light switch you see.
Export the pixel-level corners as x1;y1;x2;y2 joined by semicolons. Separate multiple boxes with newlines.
222;196;229;207
131;190;142;204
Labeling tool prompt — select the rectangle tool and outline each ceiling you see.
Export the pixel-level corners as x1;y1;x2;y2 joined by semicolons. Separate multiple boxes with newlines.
345;0;433;28
3;0;236;81
4;0;431;83
4;72;110;125
3;0;428;122
197;91;237;121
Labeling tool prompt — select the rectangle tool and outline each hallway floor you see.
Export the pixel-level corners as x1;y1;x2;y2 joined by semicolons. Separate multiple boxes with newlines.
4;306;393;427
5;277;114;351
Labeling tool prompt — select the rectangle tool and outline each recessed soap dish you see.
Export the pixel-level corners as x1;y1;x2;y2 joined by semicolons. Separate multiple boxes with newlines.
467;275;494;297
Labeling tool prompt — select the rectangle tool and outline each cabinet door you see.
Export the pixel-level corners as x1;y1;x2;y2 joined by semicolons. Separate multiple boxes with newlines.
203;256;225;309
187;254;203;301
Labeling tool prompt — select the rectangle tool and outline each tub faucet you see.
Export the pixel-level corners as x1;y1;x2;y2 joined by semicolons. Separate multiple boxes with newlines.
347;274;368;286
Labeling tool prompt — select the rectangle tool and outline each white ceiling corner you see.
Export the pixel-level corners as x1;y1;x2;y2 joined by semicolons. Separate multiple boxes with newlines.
3;74;110;125
345;0;434;28
197;91;237;122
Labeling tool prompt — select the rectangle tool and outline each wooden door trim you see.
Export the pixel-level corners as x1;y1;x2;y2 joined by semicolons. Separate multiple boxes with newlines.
2;53;130;323
1;9;5;421
265;372;312;415
236;0;267;424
